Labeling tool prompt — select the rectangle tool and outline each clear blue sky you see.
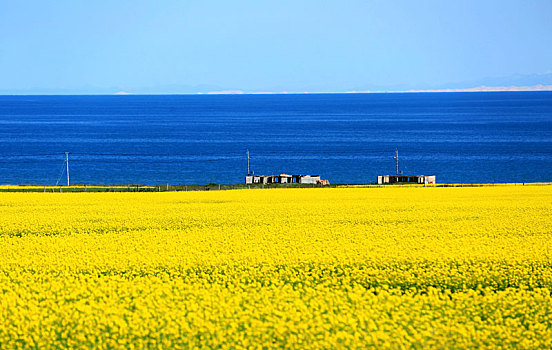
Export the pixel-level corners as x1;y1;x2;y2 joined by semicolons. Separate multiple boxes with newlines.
1;0;551;93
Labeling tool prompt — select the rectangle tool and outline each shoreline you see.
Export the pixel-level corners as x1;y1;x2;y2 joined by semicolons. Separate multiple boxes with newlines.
1;86;552;96
0;182;550;192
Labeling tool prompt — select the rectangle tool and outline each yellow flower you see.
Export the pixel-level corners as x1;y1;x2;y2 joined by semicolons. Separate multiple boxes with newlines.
0;185;551;348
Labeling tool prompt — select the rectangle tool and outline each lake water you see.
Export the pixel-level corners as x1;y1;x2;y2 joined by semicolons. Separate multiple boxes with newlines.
0;92;551;185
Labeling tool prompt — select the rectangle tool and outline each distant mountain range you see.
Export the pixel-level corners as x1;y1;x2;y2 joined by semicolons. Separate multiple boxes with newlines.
346;84;552;94
345;73;552;94
1;73;551;95
453;72;552;89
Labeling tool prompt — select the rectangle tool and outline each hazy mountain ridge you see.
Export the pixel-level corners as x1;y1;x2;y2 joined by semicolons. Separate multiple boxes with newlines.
1;73;551;95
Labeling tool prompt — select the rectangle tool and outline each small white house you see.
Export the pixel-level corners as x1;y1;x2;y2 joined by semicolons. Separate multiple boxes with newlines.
298;175;320;184
245;174;323;185
377;175;436;185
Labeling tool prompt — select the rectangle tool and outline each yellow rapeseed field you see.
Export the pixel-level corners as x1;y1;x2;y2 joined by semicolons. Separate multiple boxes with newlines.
0;185;551;348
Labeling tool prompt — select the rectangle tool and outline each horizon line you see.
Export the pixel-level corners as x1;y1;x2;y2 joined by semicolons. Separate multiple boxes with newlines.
1;84;551;96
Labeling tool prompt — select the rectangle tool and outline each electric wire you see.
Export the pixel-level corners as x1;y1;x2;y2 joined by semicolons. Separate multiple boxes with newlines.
54;159;66;186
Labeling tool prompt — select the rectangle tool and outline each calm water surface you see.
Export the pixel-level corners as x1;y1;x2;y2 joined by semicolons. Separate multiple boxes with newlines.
0;92;550;184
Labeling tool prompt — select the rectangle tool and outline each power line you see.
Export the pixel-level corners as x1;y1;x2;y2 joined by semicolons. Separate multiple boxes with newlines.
0;148;406;158
54;159;66;186
0;153;63;158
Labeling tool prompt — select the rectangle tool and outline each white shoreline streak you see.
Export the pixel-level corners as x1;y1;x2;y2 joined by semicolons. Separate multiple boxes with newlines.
204;90;245;95
346;84;552;94
203;85;552;95
2;85;552;96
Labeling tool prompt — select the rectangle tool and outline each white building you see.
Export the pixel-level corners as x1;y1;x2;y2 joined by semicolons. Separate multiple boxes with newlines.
377;175;436;185
245;174;323;185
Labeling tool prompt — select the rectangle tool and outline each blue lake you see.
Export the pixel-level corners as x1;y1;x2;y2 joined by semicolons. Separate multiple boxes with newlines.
0;92;551;185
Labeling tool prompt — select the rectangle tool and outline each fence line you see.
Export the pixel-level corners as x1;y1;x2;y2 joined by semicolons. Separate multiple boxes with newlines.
0;182;551;193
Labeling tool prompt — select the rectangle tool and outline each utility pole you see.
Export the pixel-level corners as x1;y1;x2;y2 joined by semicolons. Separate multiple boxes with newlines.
393;149;399;176
246;149;250;175
65;152;70;186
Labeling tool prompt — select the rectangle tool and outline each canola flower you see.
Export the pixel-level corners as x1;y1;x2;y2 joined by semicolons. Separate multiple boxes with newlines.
0;186;551;348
